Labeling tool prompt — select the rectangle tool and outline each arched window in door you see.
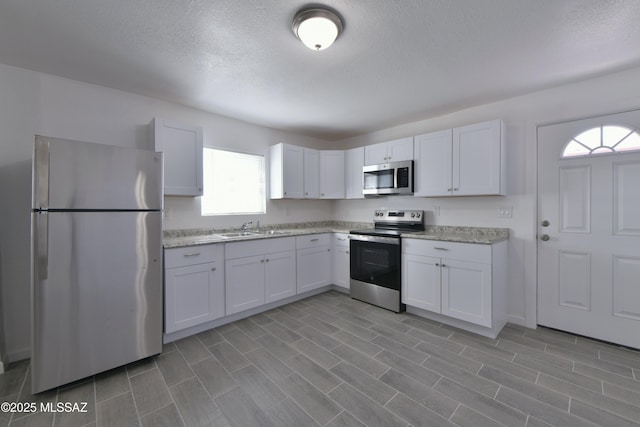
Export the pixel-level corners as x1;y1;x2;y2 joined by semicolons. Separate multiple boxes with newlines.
562;125;640;158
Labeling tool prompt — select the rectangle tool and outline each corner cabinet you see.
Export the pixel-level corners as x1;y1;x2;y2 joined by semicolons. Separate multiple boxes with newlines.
320;150;345;199
402;238;507;338
364;137;414;165
225;237;296;315
345;147;365;199
414;119;506;197
150;118;203;196
164;244;225;333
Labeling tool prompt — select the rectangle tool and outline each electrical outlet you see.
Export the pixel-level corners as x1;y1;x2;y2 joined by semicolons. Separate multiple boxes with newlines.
498;207;512;218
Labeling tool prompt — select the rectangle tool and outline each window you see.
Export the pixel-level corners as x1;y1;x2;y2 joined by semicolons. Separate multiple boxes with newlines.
201;148;266;215
562;125;640;158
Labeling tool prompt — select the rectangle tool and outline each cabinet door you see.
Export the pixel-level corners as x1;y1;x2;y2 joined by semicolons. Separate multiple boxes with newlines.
297;246;331;293
345;147;365;199
303;148;320;198
320;150;345;199
165;262;223;333
265;251;296;303
364;142;389;165
283;144;304;198
441;259;492;327
225;255;265;315
453;120;503;196
151;118;203;196
402;254;441;313
413;129;452;197
332;244;350;289
387;137;414;162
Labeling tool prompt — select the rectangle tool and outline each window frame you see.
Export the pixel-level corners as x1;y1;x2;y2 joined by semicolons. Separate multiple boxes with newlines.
201;146;266;216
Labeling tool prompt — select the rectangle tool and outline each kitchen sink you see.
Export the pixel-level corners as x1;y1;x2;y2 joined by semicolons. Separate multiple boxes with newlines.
213;230;287;238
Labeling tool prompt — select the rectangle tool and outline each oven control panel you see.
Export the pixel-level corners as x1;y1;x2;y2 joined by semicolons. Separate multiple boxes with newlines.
373;209;423;223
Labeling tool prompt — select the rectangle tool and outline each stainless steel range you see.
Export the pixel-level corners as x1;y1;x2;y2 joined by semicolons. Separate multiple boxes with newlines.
349;209;424;312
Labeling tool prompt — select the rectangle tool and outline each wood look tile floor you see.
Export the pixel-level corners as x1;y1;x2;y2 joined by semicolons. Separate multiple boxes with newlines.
3;291;640;427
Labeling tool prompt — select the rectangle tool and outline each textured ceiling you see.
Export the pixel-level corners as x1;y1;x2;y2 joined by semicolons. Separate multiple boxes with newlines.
1;0;640;140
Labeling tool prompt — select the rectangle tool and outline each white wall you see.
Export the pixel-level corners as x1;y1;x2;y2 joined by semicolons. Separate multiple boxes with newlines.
2;61;640;361
331;66;640;328
0;63;332;361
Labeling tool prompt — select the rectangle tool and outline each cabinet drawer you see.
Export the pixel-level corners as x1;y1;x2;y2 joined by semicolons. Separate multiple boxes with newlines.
296;233;331;249
165;244;223;268
226;237;295;259
333;233;349;247
402;239;491;264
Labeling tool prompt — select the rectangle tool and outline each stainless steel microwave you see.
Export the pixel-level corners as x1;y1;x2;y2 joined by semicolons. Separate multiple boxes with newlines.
363;160;413;196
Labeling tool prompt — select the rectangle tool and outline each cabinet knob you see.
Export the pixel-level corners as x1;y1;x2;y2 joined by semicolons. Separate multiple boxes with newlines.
305;192;308;195
441;264;446;267
540;234;550;241
435;263;440;267
211;267;216;271
346;250;349;254
321;193;324;196
266;259;270;262
327;248;330;252
261;259;265;263
447;188;452;192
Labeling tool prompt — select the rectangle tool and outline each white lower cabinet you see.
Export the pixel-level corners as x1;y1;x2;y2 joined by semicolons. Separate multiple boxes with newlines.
164;244;225;333
225;237;296;315
296;234;331;293
402;238;506;334
332;233;350;289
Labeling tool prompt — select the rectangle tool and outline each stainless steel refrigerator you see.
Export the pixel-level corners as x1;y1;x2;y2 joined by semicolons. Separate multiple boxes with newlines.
31;135;163;394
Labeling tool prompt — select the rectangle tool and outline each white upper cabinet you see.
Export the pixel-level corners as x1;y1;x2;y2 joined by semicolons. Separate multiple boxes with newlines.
453;120;505;196
364;137;414;165
414;119;506;197
345;147;365;199
150;118;203;196
320;150;345;199
270;143;303;199
414;129;452;197
304;148;320;198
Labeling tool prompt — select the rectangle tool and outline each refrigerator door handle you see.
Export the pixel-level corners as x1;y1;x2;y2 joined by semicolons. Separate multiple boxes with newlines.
35;212;48;281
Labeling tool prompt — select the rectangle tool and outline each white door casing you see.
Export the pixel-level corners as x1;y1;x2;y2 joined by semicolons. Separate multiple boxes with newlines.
537;109;640;349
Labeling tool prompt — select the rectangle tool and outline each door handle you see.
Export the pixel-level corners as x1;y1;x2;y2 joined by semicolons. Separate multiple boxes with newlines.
541;220;550;227
540;234;550;241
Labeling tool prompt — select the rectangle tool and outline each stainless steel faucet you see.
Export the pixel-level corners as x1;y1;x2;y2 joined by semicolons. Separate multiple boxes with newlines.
241;221;253;232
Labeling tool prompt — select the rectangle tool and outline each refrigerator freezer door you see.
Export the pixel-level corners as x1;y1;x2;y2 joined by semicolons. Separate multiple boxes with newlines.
31;211;163;393
33;136;163;211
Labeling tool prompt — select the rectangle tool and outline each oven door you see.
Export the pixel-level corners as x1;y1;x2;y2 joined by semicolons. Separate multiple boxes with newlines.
349;235;400;290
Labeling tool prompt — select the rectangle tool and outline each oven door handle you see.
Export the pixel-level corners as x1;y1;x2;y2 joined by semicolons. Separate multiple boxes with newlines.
349;234;400;245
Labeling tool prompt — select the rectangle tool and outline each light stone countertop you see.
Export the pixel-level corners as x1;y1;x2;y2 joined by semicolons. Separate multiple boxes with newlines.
163;222;508;248
403;226;509;244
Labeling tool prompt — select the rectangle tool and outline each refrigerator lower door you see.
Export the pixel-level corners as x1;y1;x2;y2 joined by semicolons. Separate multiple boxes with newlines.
31;211;162;394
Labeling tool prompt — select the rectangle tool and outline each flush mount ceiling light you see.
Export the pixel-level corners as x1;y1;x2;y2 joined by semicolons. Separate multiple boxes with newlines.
292;7;343;51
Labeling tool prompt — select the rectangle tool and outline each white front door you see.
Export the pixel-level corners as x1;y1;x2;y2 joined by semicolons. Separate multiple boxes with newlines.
537;110;640;349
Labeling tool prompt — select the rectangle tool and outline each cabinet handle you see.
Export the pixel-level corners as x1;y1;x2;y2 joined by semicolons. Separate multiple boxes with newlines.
321;193;324;196
434;247;449;251
261;259;265;263
337;237;346;241
442;264;447;267
266;259;270;262
453;188;459;191
327;248;330;252
183;252;200;257
435;263;440;267
310;238;319;242
447;188;452;192
211;267;216;271
345;250;349;254
305;192;308;195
